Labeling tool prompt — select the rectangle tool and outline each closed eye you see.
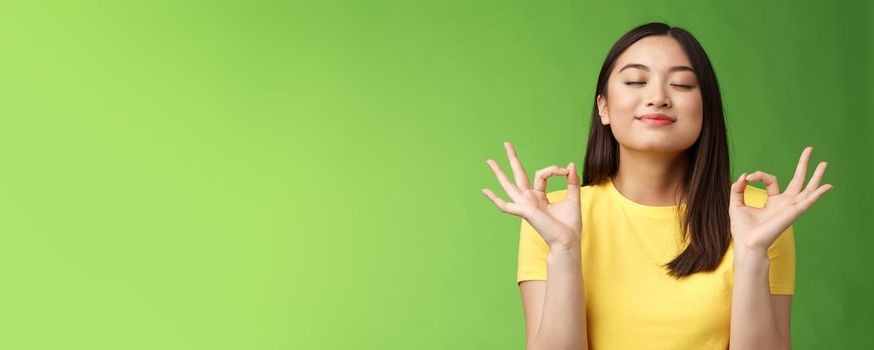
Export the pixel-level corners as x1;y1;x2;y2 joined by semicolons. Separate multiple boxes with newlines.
624;82;694;89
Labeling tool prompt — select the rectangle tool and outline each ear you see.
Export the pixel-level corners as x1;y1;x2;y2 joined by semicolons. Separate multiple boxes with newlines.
597;94;610;125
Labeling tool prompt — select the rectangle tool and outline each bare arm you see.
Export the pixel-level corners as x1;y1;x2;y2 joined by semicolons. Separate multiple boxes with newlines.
520;242;588;350
729;146;830;349
729;248;790;350
481;142;586;349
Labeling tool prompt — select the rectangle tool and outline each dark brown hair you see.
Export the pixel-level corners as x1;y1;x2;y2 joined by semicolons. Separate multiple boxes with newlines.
582;22;731;278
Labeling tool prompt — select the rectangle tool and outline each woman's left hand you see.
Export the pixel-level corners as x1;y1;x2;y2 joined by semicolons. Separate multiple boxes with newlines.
729;146;833;254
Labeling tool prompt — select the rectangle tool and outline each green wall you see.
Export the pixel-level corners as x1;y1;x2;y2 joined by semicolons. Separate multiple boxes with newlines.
0;0;870;348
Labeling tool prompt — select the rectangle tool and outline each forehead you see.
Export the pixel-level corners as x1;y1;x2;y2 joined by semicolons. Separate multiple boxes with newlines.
613;35;693;74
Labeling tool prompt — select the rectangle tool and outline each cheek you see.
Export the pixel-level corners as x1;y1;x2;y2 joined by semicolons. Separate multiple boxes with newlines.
685;118;703;138
676;96;703;125
607;83;640;108
609;94;640;117
678;95;704;115
679;113;704;142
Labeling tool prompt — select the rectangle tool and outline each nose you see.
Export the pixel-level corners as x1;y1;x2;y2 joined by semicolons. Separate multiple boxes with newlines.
646;83;671;108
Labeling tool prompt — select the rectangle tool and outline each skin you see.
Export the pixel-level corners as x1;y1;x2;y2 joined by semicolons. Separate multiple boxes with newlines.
729;146;831;350
596;35;703;207
484;144;585;350
481;34;832;349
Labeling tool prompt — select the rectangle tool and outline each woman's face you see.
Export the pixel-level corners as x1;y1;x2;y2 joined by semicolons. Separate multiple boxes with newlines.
597;35;703;155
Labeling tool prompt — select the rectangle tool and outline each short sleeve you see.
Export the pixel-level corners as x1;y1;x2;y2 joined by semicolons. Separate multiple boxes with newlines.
767;224;796;295
516;216;549;285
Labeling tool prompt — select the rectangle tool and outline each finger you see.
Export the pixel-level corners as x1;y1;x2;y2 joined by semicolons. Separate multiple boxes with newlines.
486;159;522;199
566;162;581;203
796;184;833;212
481;188;523;216
786;146;813;194
730;172;749;207
745;171;780;196
533;166;569;193
505;142;532;190
803;161;828;195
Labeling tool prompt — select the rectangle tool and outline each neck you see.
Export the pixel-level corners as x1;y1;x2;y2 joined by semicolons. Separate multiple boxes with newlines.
611;145;690;206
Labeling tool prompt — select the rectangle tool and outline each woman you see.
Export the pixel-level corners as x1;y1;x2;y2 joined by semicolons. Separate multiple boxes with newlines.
481;22;832;350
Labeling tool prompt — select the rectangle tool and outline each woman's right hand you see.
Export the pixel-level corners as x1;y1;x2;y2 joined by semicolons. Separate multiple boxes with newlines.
481;142;583;251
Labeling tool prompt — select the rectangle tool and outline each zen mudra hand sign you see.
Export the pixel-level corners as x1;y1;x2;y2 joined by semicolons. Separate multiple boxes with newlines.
480;142;582;251
729;146;833;254
481;142;833;254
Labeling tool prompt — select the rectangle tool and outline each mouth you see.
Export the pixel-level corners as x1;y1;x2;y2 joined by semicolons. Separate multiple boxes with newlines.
636;113;676;125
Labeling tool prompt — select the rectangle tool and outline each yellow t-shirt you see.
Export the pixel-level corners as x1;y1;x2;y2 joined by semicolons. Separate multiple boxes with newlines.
516;177;795;349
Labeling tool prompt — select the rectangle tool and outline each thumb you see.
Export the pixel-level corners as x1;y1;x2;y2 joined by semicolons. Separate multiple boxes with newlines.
566;162;581;203
730;172;748;207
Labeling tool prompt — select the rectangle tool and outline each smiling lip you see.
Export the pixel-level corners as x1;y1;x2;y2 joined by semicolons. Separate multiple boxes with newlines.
636;113;676;125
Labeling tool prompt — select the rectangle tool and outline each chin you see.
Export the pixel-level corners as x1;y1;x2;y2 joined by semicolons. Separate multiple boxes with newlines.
623;142;692;154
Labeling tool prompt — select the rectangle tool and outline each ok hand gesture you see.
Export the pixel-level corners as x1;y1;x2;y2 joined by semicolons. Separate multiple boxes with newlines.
481;142;582;250
730;146;833;254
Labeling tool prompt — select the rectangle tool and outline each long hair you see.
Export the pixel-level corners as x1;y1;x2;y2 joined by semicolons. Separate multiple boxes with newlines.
582;22;731;278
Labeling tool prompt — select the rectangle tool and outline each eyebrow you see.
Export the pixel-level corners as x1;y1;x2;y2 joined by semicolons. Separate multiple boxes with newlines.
618;63;695;74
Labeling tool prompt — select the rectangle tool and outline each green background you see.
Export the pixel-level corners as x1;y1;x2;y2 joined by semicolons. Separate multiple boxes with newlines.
0;0;870;348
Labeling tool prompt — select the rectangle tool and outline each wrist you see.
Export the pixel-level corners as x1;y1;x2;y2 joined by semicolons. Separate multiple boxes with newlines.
549;239;580;253
734;246;770;267
547;246;581;265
